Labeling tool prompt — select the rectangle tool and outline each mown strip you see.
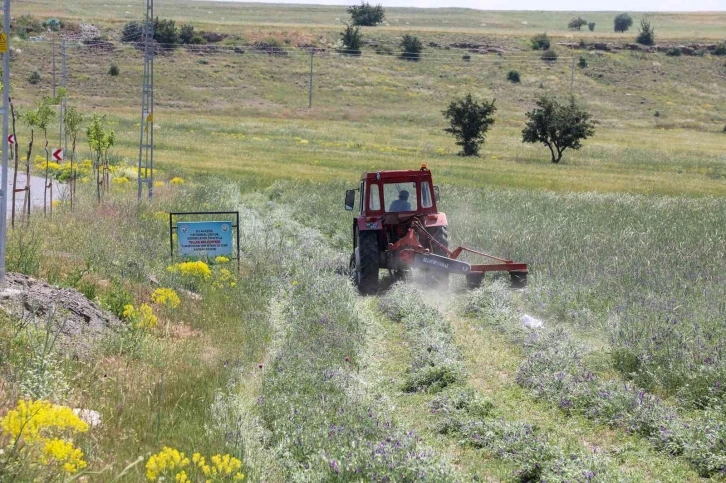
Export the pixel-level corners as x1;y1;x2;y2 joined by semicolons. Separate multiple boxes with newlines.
465;281;726;478
379;283;622;482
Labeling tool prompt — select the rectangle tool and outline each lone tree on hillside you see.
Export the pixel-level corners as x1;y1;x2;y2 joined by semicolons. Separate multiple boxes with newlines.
614;13;633;32
636;18;655;46
530;32;550;50
443;94;497;157
153;17;179;46
340;23;362;55
400;34;423;61
588;22;596;31
347;2;385;26
568;17;588;30
522;96;595;164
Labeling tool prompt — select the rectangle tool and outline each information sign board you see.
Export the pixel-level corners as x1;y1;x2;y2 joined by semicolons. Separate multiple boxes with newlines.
177;221;233;257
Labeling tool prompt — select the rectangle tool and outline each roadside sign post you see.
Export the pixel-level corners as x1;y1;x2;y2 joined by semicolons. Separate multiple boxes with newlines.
169;212;241;268
0;0;10;287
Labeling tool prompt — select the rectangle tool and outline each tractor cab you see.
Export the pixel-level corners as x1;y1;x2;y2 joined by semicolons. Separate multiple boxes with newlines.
345;164;440;217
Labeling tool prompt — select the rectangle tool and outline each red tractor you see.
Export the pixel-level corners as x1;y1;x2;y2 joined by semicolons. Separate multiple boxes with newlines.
344;165;528;294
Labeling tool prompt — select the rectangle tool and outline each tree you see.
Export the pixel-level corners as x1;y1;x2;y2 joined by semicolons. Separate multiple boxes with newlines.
400;34;422;61
507;70;521;83
64;107;84;209
122;21;143;42
347;2;385;26
153;17;179;46
541;49;558;61
340;23;362;55
522;96;595;164
588;22;596;32
568;17;588;30
614;13;633;33
87;115;115;203
443;94;497;157
636;18;655;46
530;33;550;50
32;97;57;215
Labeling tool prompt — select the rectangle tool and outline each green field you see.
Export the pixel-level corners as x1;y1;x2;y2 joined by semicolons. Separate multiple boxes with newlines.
2;1;726;482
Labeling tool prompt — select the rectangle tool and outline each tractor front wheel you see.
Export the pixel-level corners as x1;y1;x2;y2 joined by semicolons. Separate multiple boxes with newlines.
353;230;380;295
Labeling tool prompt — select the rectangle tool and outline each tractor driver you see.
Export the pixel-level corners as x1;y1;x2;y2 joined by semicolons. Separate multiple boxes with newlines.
389;190;412;212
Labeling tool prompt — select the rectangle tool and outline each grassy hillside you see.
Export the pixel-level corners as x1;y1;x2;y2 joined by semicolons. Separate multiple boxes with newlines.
2;2;726;482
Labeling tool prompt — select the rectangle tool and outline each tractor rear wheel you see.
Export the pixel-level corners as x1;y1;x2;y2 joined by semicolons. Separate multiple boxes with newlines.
427;226;450;287
354;230;380;295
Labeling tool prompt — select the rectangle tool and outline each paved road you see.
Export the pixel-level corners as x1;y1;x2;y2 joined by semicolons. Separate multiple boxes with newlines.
4;169;63;214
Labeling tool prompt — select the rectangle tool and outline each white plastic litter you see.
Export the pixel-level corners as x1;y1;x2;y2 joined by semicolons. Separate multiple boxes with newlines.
522;314;544;329
73;408;102;428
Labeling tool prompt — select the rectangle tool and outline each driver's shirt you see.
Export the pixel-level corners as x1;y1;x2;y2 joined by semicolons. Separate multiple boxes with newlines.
389;199;412;212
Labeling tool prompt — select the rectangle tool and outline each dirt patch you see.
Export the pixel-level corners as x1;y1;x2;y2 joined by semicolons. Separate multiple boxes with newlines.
0;273;123;357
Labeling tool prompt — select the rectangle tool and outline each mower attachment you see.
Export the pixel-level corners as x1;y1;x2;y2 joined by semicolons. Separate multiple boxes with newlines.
413;253;471;275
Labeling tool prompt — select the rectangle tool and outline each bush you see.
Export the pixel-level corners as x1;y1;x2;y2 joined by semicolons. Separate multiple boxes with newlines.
540;48;558;61
347;2;385;26
666;47;681;56
101;282;134;319
153;17;179;46
522;96;595;163
340;23;362;55
530;32;550;50
588;22;596;31
462;54;471;61
400;34;422;61
614;13;633;32
108;64;120;76
179;24;195;44
713;43;726;56
28;71;41;85
636;18;655;46
15;14;43;36
121;21;143;42
567;17;587;30
506;70;521;83
578;55;588;68
43;18;62;32
443;94;497;157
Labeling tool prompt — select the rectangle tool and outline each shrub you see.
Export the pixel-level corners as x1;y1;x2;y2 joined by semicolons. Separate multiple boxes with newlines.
179;24;195;44
400;34;423;61
153;17;179;46
540;48;558;61
102;282;135;319
347;2;385;26
578;55;588;68
614;13;633;32
28;71;41;85
636;18;655;46
15;14;43;36
121;21;143;42
340;23;362;55
506;70;521;83
713;42;726;56
443;94;497;157
530;32;550;50
108;64;120;76
462;54;471;61
666;47;681;56
522;95;595;163
567;17;587;30
43;18;62;32
588;21;596;31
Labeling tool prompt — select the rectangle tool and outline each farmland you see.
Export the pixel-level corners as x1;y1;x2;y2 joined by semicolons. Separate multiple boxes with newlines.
1;0;726;481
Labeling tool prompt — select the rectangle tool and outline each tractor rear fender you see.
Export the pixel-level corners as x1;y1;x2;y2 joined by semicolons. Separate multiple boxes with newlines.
356;217;383;231
421;213;448;228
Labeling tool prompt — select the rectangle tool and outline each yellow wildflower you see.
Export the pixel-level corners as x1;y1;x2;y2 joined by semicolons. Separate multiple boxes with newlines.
1;400;89;442
112;176;130;184
167;261;212;280
123;304;159;330
41;437;88;474
214;256;230;264
122;304;135;320
154;180;165;187
169;177;185;185
145;447;190;481
151;288;181;309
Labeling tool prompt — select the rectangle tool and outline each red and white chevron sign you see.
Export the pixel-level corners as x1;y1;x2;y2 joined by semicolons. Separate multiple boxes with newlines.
7;134;15;144
52;149;63;161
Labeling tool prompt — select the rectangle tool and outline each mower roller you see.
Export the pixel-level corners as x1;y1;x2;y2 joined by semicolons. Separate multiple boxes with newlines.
344;164;528;295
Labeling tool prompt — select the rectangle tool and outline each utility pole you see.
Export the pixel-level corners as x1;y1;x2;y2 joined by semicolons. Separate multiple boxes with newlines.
52;39;56;98
137;0;155;201
1;0;11;286
308;50;314;109
59;39;66;150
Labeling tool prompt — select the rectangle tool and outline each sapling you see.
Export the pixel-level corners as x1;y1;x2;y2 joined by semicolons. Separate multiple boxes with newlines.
86;114;115;203
63;107;84;209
